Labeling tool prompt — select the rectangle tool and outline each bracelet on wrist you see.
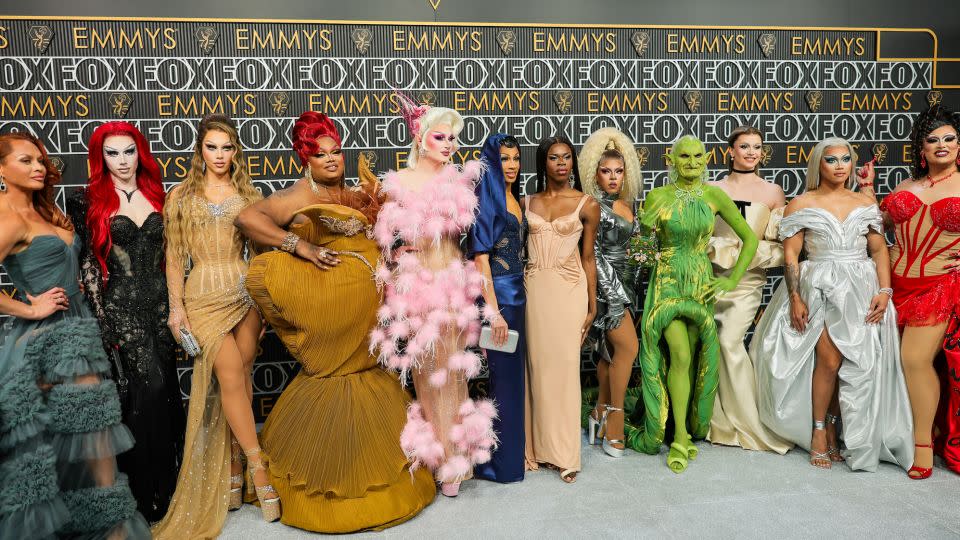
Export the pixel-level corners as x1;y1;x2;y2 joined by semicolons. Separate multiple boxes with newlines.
878;287;893;298
280;232;300;253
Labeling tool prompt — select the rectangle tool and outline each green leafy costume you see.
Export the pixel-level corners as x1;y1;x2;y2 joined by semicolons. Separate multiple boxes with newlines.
630;184;720;454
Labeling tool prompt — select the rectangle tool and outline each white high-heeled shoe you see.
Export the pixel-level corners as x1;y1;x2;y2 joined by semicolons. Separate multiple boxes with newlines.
600;405;625;458
587;403;606;445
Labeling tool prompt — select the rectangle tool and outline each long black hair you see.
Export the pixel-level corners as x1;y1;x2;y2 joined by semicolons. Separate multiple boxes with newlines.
534;135;582;193
910;105;960;178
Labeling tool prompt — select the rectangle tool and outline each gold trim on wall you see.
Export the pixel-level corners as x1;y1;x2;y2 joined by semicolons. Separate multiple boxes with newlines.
0;16;951;87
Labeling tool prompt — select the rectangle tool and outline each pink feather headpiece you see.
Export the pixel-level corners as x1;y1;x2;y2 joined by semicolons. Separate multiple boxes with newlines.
393;89;430;141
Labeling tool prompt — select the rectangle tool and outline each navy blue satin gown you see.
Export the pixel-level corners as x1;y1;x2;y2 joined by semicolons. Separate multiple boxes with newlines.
468;132;526;483
473;215;527;482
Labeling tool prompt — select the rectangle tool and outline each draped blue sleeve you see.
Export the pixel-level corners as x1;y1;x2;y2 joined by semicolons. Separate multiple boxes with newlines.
467;133;510;259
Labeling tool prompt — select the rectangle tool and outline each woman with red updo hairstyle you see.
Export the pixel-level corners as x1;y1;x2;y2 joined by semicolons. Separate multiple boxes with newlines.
234;111;435;533
66;121;186;522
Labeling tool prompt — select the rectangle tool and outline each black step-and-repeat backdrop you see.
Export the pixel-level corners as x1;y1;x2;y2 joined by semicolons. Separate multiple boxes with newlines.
0;17;955;421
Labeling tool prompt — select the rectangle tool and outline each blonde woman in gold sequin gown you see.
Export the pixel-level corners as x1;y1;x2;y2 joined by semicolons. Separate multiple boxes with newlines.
152;115;271;539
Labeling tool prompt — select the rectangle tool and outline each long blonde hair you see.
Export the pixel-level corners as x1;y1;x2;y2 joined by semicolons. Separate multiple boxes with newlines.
165;114;261;266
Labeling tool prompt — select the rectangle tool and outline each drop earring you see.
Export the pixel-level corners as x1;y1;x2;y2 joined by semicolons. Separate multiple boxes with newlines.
0;174;5;192
920;155;927;169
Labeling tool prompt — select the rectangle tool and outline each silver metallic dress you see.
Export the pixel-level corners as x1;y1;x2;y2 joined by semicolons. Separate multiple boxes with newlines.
749;205;914;471
592;194;640;333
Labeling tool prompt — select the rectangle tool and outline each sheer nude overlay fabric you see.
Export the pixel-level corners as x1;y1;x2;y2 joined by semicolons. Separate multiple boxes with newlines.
152;193;257;539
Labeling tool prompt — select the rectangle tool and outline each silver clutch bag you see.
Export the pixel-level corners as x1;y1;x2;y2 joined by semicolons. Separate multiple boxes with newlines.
479;325;519;354
179;328;201;357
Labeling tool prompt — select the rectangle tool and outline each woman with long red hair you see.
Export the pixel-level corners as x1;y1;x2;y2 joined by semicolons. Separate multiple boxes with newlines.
0;132;150;538
66;121;186;522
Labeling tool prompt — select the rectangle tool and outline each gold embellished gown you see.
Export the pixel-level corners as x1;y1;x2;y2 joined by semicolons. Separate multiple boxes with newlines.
246;204;435;533
152;193;259;540
706;203;792;453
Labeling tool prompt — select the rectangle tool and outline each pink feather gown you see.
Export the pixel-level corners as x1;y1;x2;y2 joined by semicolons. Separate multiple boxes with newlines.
371;161;498;483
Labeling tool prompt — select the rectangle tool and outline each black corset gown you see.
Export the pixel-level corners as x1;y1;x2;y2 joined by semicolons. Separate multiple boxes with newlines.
68;193;186;522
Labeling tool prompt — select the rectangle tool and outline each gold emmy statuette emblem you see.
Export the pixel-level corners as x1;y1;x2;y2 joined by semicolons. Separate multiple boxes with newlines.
270;92;290;115
872;143;888;165
636;147;650;169
29;25;54;53
351;28;373;54
757;33;776;58
927;90;943;108
418;91;437;107
109;93;133;118
49;156;65;174
630;31;651;57
553;91;573;113
194;26;219;54
428;0;441;11
683;90;702;113
360;150;378;167
805;90;824;112
761;144;774;166
496;30;517;55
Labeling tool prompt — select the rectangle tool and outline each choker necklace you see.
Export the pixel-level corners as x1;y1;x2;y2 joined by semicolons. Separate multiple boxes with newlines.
115;186;138;203
731;168;756;174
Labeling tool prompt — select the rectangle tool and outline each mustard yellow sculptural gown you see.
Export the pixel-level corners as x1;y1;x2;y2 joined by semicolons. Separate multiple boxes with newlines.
153;193;259;540
707;203;792;453
246;204;435;533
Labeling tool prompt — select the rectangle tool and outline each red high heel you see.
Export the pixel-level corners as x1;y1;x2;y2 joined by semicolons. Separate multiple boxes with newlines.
908;441;934;480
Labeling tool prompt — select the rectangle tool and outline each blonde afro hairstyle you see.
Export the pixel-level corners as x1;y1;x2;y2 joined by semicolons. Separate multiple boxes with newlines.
578;127;642;202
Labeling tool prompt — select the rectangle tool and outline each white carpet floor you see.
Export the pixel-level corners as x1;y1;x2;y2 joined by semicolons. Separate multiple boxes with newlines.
221;436;960;539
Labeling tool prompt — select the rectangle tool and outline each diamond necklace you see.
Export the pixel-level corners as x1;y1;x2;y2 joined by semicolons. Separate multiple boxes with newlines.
673;181;704;205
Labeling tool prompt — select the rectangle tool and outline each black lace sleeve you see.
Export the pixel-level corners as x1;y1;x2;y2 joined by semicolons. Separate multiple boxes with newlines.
66;190;109;345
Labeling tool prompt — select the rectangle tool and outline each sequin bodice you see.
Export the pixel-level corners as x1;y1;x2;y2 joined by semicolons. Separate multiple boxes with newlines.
489;215;526;278
882;190;960;278
182;195;251;300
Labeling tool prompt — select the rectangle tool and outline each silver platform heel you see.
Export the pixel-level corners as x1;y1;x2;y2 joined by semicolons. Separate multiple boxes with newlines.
600;405;625;458
245;447;281;522
587;403;607;445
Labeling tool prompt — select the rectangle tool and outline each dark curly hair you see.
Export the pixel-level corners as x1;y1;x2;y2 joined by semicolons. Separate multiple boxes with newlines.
909;105;960;178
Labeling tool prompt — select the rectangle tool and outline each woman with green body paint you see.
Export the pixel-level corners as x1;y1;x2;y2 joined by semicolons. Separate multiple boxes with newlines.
632;135;758;473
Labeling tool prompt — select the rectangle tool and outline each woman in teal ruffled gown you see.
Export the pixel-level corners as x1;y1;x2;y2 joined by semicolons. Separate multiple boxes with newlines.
0;133;149;538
